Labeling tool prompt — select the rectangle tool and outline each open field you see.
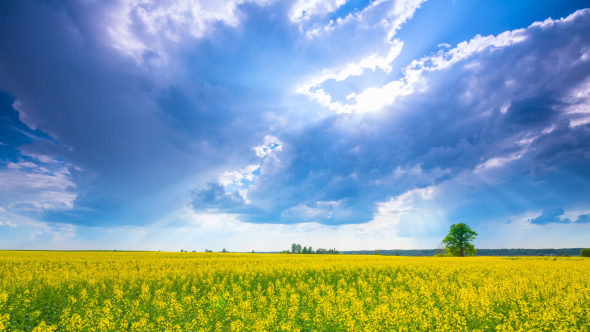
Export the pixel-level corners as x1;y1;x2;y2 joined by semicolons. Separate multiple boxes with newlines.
0;252;588;331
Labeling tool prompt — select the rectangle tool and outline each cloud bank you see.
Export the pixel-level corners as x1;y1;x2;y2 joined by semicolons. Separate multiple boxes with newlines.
0;0;589;249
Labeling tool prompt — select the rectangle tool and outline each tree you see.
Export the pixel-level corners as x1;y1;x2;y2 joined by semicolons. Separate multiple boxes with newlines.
582;249;590;257
442;223;478;257
291;243;302;253
302;246;308;254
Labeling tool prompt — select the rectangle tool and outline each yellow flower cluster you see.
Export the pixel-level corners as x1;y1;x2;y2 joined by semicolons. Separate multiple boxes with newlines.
0;251;588;331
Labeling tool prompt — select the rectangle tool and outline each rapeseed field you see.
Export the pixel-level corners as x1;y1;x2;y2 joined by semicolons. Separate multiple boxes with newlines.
0;251;588;332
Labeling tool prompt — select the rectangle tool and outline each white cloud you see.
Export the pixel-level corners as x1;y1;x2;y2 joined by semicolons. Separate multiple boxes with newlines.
0;221;18;227
298;40;404;113
342;27;528;113
473;150;527;173
300;5;590;114
290;0;348;22
218;164;260;186
0;164;76;212
105;0;276;64
253;135;283;158
297;0;425;113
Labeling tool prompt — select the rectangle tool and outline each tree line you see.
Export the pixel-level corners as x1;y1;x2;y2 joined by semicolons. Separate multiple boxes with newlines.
279;243;340;254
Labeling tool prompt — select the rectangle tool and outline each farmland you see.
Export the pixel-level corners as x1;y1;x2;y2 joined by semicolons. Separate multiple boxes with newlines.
0;251;588;331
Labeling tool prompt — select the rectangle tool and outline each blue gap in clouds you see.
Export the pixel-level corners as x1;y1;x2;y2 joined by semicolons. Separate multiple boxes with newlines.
388;0;590;84
328;0;374;21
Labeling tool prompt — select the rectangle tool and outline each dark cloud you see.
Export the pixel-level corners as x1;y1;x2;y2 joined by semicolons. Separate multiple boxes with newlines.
530;208;571;225
222;9;590;225
192;183;245;210
0;1;265;226
1;0;590;230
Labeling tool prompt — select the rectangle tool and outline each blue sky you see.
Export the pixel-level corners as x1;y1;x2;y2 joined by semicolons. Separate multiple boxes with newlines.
0;0;589;251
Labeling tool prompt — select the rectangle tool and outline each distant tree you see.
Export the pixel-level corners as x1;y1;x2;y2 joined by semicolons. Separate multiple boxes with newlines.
221;248;228;253
308;246;313;254
374;250;381;255
180;249;184;252
192;250;196;252
291;243;302;253
252;250;255;253
205;249;212;252
582;249;590;257
442;223;478;257
395;250;400;256
302;246;308;254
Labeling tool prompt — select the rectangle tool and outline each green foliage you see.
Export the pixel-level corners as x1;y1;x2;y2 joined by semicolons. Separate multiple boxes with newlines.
205;249;213;252
287;244;341;254
316;248;339;255
221;248;228;253
374;250;381;255
442;223;478;257
581;248;590;257
291;243;302;253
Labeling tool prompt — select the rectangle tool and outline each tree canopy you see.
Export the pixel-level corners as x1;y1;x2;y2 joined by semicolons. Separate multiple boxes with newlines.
442;223;478;257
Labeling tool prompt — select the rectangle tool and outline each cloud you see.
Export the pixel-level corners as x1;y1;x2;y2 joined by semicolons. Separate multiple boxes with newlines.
0;0;589;244
191;183;245;211
290;0;348;22
103;0;277;64
298;0;426;113
529;208;571;225
222;8;590;226
0;161;76;213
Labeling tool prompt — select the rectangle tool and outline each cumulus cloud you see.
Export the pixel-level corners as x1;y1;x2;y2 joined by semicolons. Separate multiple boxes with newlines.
191;183;245;210
104;0;277;64
298;0;426;113
0;0;589;245
205;8;590;227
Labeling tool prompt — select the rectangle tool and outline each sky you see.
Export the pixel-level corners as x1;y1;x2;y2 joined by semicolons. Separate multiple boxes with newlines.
0;0;589;251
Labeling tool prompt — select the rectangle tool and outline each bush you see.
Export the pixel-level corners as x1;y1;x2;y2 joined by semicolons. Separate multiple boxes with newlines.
581;249;590;257
434;253;453;257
